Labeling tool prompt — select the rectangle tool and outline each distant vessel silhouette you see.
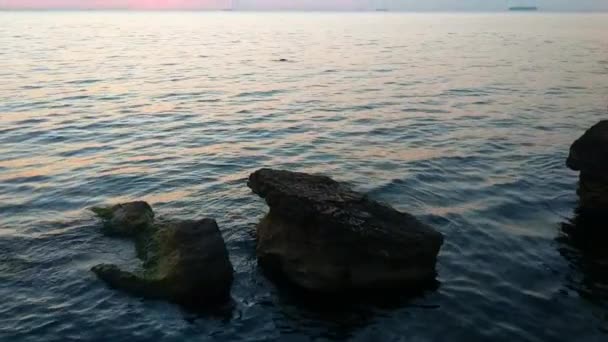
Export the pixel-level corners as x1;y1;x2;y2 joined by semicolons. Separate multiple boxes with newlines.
508;0;538;11
374;0;389;11
222;0;237;11
509;6;538;11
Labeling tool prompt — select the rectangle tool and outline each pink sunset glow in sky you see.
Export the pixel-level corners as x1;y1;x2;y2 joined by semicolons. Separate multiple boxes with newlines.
0;0;365;10
0;1;225;9
0;0;362;10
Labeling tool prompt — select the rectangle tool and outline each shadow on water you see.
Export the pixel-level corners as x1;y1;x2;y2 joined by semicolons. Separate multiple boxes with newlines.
181;300;236;323
557;206;608;304
255;265;441;340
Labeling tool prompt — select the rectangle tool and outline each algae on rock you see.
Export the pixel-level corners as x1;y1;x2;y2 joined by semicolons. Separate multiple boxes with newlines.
91;202;234;308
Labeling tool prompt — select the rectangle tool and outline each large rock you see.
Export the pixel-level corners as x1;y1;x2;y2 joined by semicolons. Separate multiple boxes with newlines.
567;120;608;210
247;168;444;294
91;202;233;308
562;121;608;294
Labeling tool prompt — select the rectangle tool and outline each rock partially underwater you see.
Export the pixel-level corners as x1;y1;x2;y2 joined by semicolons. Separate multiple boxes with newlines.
247;168;444;295
91;201;154;237
561;120;608;298
567;120;608;212
559;208;608;301
91;202;234;308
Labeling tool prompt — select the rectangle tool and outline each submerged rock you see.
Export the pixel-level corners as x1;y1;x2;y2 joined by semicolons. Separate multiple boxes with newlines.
558;208;608;301
567;120;608;211
91;202;233;308
247;168;444;294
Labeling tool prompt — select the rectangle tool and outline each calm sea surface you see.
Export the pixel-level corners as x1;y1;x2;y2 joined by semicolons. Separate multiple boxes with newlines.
1;11;608;342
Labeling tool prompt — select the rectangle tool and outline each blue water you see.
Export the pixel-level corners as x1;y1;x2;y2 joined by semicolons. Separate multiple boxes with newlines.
1;11;608;341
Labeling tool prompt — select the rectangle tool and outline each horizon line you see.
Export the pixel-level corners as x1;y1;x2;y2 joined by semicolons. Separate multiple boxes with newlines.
1;8;608;13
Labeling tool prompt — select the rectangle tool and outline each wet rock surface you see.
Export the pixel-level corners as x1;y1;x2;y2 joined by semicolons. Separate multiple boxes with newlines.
91;202;234;308
91;201;154;237
248;168;444;294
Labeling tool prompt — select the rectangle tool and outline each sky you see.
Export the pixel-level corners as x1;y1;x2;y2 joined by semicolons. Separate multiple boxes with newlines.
1;0;608;11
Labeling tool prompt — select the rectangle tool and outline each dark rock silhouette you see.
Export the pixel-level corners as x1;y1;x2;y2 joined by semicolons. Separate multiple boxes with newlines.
558;208;608;301
560;120;608;302
567;120;608;211
91;202;234;308
247;168;443;294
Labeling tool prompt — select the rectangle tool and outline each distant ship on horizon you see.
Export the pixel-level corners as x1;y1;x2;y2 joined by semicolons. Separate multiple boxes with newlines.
508;0;538;11
374;0;389;11
222;0;238;11
509;6;538;11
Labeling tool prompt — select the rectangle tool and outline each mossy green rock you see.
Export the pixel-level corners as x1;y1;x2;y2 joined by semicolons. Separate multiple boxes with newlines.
91;201;154;237
91;202;234;307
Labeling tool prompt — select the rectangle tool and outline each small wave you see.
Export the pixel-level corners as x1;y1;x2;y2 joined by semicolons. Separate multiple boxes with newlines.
443;88;490;97
14;118;48;125
58;95;91;101
402;108;450;114
196;98;221;103
234;89;286;98
58;146;111;158
20;85;44;90
65;79;101;85
155;91;209;99
0;175;51;184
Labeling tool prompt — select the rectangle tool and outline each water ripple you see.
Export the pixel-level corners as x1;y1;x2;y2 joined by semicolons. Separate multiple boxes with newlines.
1;11;608;342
